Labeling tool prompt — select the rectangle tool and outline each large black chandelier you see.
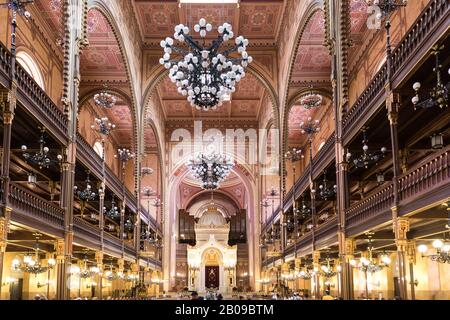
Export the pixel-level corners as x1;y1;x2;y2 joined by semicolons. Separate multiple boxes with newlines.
160;19;252;111
318;171;337;201
298;197;311;220
91;117;115;136
74;170;97;202
21;128;62;169
351;233;391;273
412;45;449;110
124;216;136;233
299;117;320;135
10;233;56;276
94;84;117;109
104;196;120;220
186;152;234;190
346;128;387;169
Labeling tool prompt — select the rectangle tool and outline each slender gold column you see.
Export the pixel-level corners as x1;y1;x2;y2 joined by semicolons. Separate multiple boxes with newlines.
0;215;10;299
407;240;416;300
343;238;355;299
312;251;321;299
393;217;410;300
95;252;103;300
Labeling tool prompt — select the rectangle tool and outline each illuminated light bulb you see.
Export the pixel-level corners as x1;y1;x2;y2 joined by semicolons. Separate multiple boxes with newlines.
381;255;391;265
47;258;56;267
432;239;444;249
418;244;428;253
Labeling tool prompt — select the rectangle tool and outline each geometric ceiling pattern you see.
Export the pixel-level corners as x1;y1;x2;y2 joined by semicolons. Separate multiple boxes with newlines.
133;0;285;46
348;0;370;59
34;0;63;36
291;10;331;84
80;9;127;81
350;0;369;41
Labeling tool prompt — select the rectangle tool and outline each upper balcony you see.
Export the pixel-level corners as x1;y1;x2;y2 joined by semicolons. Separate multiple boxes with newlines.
343;0;449;144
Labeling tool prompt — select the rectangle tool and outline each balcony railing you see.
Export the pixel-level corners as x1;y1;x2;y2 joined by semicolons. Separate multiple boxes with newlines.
103;232;123;256
105;165;125;200
9;183;64;229
11;50;68;144
342;0;449;140
398;146;450;203
73;216;101;245
76;133;103;179
345;183;394;230
0;43;11;85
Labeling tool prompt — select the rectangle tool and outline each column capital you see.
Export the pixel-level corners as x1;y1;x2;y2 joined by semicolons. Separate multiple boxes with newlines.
386;89;400;117
344;238;356;259
393;217;410;240
55;239;65;263
2;111;14;124
312;251;320;265
118;258;125;272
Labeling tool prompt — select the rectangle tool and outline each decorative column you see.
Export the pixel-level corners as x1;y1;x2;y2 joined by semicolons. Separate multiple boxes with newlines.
0;89;15;300
98;187;105;243
55;238;68;300
284;148;303;255
343;238;355;299
406;240;416;300
118;258;124;295
56;0;89;300
131;262;139;298
91;116;114;253
0;217;9;298
393;217;409;300
387;93;401;205
0;91;15;208
95;251;103;300
312;251;321;299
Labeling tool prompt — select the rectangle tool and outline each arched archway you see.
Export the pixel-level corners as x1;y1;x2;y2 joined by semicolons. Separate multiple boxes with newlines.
164;158;258;292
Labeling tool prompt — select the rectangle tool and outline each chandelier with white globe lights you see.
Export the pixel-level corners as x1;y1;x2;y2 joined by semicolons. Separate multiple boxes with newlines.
186;153;234;190
159;19;252;111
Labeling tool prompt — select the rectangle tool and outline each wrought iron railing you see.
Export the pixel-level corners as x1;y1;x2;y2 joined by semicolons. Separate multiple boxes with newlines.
343;0;449;138
9;183;64;228
398;146;450;202
345;183;394;229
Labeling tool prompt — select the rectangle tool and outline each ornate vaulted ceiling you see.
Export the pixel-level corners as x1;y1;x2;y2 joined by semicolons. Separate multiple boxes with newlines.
133;0;285;46
291;10;331;84
81;9;128;82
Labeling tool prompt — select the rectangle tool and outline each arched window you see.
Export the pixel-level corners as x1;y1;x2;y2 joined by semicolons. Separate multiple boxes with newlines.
16;51;45;89
93;141;104;160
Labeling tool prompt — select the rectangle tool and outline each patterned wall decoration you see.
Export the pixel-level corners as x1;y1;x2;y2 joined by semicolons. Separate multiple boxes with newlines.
134;1;179;39
291;10;331;83
133;1;284;47
80;9;127;80
34;0;63;32
238;2;284;38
